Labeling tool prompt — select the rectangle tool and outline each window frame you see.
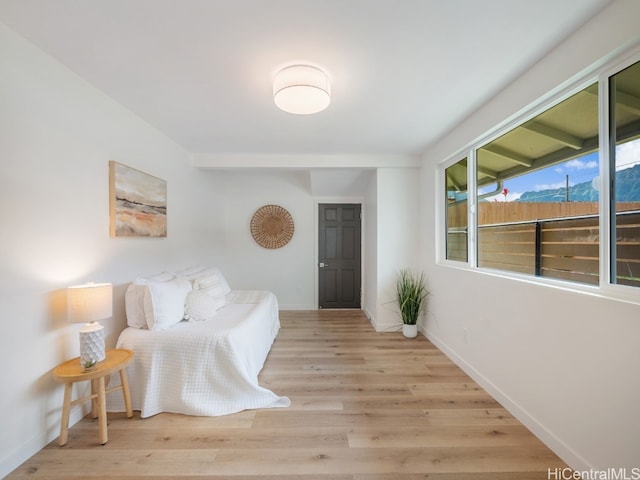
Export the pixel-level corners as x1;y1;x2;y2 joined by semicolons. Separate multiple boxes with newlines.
442;154;471;265
437;45;640;304
600;50;640;298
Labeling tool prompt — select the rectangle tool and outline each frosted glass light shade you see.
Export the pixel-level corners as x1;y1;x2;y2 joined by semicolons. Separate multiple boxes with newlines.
273;64;330;115
67;283;113;324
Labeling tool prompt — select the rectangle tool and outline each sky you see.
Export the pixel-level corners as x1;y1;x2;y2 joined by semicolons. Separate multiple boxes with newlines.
482;138;640;202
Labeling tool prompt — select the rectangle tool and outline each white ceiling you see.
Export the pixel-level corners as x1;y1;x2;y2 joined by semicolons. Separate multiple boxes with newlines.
0;0;612;159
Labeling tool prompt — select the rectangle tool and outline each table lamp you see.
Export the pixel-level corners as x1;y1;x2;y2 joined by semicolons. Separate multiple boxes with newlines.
67;282;113;368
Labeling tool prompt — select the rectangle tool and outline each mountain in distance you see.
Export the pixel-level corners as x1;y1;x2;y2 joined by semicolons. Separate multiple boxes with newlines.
518;163;640;202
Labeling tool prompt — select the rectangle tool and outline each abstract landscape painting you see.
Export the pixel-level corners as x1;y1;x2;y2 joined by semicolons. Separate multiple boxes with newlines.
109;161;167;237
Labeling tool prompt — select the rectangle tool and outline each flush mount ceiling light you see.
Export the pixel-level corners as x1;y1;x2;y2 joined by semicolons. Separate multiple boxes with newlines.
273;64;331;115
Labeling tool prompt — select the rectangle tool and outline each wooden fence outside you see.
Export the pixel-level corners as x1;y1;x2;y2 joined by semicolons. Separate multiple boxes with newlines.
446;202;640;287
447;201;640;227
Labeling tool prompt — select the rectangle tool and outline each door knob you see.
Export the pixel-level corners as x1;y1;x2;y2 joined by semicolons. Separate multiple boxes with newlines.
319;262;327;268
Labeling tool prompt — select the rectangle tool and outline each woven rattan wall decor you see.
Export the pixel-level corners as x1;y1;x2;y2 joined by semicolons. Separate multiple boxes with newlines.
250;204;294;249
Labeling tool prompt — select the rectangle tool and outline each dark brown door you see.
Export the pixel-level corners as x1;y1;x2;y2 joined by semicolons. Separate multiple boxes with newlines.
318;204;361;308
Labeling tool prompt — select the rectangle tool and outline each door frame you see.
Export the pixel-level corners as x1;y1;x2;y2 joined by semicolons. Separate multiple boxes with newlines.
314;197;365;310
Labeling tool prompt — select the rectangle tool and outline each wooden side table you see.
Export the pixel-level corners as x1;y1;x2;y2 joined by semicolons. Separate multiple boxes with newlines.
53;348;134;446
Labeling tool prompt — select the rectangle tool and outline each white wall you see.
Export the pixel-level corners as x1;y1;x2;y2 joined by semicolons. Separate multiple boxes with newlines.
0;22;225;477
370;168;421;331
212;170;317;309
420;1;640;470
362;170;379;321
208;168;387;311
309;169;372;197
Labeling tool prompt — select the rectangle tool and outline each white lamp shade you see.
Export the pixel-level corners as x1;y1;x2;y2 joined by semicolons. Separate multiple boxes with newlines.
273;64;330;115
67;283;113;324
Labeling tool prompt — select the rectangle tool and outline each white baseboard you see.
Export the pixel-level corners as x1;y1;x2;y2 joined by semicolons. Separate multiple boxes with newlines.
363;307;403;332
421;325;591;472
0;405;86;478
278;304;317;310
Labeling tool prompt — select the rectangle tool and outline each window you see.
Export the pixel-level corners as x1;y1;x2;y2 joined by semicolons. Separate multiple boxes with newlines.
445;157;468;262
476;83;600;284
440;53;640;295
610;60;640;287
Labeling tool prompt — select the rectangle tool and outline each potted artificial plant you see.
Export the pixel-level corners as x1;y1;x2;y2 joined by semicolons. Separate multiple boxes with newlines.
396;269;428;338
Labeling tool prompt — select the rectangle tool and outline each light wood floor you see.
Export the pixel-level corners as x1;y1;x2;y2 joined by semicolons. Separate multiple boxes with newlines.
8;310;572;479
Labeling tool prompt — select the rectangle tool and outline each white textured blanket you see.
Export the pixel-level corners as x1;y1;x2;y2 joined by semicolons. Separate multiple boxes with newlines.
108;290;290;418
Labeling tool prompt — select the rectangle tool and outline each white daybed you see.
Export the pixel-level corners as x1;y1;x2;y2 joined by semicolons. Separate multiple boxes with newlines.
107;268;290;418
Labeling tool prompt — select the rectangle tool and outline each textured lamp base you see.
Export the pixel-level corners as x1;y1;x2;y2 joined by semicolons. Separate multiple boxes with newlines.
79;322;105;367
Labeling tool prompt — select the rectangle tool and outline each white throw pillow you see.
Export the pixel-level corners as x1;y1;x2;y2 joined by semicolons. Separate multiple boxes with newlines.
125;272;175;329
143;277;192;331
193;270;231;297
184;286;226;322
178;266;231;293
175;265;209;282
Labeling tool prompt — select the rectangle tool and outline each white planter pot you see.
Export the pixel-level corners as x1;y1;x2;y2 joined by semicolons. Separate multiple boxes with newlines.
402;324;418;338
